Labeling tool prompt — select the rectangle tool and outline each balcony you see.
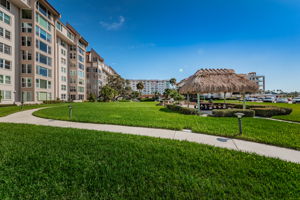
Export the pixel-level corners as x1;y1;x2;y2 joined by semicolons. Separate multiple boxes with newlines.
56;22;76;45
10;0;30;8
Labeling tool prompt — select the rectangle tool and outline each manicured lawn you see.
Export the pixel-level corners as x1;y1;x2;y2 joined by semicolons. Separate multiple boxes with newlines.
34;102;300;150
0;123;299;199
0;104;67;117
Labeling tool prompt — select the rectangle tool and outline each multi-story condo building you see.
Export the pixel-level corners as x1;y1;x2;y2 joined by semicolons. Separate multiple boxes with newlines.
247;72;265;92
66;24;88;101
0;0;18;104
86;49;118;97
0;0;91;104
55;21;76;101
128;80;171;95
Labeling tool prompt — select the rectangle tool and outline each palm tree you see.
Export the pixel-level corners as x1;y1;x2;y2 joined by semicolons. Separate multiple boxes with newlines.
169;78;177;88
136;82;144;96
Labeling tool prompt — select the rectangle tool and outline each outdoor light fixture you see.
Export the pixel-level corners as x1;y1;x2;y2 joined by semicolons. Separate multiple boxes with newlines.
235;113;245;135
68;105;73;119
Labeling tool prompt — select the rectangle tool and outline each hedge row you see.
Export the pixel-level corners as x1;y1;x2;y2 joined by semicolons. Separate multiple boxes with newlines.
42;100;65;104
212;109;255;117
252;107;293;117
166;104;199;115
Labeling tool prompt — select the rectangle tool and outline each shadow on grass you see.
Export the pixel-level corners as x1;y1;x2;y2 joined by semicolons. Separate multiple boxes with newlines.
159;108;179;114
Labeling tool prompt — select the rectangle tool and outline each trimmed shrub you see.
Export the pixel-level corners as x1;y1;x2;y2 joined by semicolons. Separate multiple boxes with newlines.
43;100;64;104
252;107;293;117
212;109;255;117
0;104;15;107
166;104;199;115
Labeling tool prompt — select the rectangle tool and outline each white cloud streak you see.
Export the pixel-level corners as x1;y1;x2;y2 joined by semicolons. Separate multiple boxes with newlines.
100;16;125;31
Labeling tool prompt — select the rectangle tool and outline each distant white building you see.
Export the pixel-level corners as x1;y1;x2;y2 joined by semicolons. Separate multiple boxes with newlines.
128;80;171;95
246;72;266;92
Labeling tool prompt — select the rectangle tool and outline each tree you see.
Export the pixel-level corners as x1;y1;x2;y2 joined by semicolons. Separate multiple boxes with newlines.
154;91;160;101
131;91;140;99
169;78;177;88
107;75;132;99
99;85;118;102
136;82;144;95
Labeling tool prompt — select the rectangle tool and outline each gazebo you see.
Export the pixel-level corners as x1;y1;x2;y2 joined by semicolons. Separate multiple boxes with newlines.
179;69;259;111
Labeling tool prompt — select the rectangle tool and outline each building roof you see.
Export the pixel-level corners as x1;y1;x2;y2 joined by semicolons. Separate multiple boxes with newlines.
179;68;259;94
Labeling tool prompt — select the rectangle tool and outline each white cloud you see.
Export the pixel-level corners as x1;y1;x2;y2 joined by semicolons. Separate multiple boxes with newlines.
179;68;184;72
100;16;125;31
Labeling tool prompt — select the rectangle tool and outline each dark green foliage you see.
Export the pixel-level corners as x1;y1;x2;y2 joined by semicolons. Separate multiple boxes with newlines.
212;109;255;117
252;107;293;117
166;104;199;115
0;123;300;199
42;100;64;104
99;85;118;102
88;93;96;102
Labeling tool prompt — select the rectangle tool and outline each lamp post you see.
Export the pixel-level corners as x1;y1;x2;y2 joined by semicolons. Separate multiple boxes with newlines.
68;105;73;119
235;113;245;135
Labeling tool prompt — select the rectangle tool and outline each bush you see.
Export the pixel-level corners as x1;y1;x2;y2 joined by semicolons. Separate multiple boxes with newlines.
166;104;199;115
140;98;155;102
43;100;64;104
252;107;293;117
212;109;255;117
0;104;15;107
88;94;96;102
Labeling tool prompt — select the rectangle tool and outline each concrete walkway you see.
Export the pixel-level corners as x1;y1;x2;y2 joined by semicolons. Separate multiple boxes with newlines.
1;109;300;164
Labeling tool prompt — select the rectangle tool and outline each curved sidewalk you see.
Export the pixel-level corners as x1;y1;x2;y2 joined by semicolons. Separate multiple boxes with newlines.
1;109;300;164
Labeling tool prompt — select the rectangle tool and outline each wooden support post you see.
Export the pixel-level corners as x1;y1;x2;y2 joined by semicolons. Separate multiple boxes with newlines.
197;93;201;113
224;92;227;103
187;94;190;108
242;93;246;110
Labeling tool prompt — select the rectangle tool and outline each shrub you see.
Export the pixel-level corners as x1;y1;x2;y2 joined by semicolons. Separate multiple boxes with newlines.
166;104;199;115
0;104;15;107
88;93;96;102
252;107;293;117
212;109;255;117
140;98;155;102
43;100;64;104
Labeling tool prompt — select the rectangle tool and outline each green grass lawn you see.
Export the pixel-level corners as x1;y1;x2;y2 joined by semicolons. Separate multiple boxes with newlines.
214;100;300;122
0;103;68;117
0;123;299;199
34;102;300;150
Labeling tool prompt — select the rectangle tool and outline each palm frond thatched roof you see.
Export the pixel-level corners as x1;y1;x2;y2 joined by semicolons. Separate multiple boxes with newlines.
179;68;259;94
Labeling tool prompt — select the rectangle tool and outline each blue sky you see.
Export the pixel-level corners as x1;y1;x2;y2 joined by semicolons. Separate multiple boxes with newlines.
49;0;300;92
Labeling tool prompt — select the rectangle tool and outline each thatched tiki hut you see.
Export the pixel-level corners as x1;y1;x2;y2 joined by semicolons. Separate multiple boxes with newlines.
179;69;259;111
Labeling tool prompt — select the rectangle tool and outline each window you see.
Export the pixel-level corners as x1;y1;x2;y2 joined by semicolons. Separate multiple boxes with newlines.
78;71;85;78
61;67;67;73
36;13;51;31
4;75;10;84
70;86;76;92
36;65;51;77
78;87;84;93
36;52;52;66
0;0;10;10
36;79;51;89
21;64;32;74
70;53;76;59
78;55;84;62
61;58;66;65
61;76;66;82
0;27;3;37
78;48;84;55
70;70;76;76
0;59;10;70
67;31;74;41
36;39;51;54
0;11;10;25
78;79;84;85
5;30;10;40
36;2;52;19
21;77;32;88
61;94;66;100
69;78;76;84
22;91;33;102
78;63;84;70
21;36;32;46
61;85;67;91
21;9;32;19
21;50;32;60
0;42;11;55
37;92;51;101
61;49;66;56
36;26;51;42
22;22;32;33
56;21;62;31
70;46;76;51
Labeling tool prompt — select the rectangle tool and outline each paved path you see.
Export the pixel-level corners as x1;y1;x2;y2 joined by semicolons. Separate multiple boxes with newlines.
1;109;300;164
